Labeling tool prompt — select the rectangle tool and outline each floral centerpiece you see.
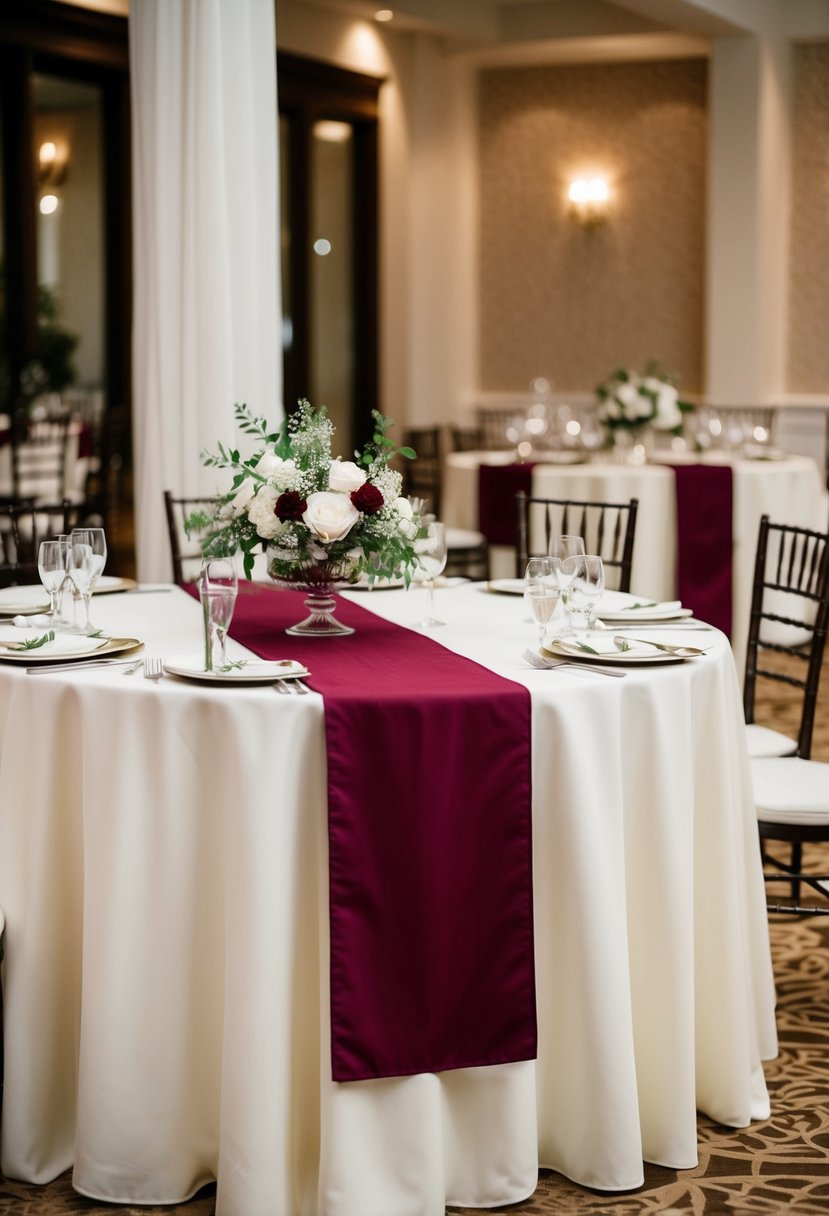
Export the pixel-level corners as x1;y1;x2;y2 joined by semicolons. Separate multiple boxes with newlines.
188;399;420;636
596;362;694;438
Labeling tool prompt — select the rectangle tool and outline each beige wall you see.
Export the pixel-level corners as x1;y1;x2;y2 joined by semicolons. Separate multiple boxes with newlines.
478;58;707;397
788;42;829;394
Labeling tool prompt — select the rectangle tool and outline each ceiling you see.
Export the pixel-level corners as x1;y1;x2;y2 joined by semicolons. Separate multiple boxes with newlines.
304;0;776;51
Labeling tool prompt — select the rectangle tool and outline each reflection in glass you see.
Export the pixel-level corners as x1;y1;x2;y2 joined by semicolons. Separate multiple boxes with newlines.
32;74;104;406
311;119;354;455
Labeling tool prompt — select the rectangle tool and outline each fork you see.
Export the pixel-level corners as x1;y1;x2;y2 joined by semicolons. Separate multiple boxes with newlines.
522;647;627;679
143;656;164;682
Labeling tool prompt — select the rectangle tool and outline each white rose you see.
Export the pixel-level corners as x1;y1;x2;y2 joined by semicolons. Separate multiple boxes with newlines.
392;496;417;538
303;491;361;543
615;381;641;420
328;459;366;494
653;384;682;430
247;485;282;539
229;476;255;516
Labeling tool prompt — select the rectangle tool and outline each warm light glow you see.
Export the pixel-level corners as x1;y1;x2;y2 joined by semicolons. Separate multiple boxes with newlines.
567;176;610;227
39;193;59;215
565;419;582;437
39;141;57;166
313;238;332;256
375;8;394;20
314;121;352;144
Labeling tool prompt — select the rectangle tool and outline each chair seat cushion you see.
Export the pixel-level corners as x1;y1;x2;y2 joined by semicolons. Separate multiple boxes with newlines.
745;723;797;759
752;756;829;824
446;527;486;551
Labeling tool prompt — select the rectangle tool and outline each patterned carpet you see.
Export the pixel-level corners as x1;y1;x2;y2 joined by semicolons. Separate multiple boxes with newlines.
1;659;828;1215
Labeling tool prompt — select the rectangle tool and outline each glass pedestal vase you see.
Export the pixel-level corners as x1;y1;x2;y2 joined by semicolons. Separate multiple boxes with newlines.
284;586;355;637
608;426;650;465
269;554;360;637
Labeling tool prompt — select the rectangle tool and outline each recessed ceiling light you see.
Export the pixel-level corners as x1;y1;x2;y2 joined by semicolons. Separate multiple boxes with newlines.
375;9;394;21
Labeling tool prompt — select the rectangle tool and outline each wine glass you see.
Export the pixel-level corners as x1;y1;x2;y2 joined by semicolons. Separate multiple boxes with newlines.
562;554;605;636
199;557;238;670
38;539;66;623
549;535;586;635
525;557;560;653
415;520;447;627
66;528;107;633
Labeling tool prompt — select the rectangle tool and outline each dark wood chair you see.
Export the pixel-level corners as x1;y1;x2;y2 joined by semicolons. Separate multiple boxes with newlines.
746;517;829;914
164;490;219;584
10;414;71;504
403;428;489;579
0;500;80;586
449;424;484;452
514;492;638;591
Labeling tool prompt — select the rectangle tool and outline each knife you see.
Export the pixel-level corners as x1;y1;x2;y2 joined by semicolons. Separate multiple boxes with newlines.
25;657;140;675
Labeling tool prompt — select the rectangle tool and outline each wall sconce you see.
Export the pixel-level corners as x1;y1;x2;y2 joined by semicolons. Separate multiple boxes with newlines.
38;140;69;190
567;177;610;228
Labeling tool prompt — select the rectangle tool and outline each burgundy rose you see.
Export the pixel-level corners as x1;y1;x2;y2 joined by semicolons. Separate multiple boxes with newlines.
275;490;308;522
351;483;384;515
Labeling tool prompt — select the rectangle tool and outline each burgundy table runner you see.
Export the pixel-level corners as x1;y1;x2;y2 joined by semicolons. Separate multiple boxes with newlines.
199;582;537;1083
478;462;534;545
665;463;734;636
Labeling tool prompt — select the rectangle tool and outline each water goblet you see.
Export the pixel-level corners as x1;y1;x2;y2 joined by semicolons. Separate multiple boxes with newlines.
415;520;447;627
199;557;238;670
562;554;605;637
525;557;560;653
67;528;107;633
549;535;586;634
38;539;66;623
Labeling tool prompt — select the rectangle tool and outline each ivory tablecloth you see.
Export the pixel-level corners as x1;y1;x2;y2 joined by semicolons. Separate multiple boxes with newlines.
443;449;828;676
0;583;777;1214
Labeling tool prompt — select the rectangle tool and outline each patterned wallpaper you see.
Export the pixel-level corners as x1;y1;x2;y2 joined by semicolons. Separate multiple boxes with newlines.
478;59;707;396
788;43;829;394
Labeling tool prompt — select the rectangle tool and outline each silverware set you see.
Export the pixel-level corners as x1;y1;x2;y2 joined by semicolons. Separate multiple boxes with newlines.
274;678;308;695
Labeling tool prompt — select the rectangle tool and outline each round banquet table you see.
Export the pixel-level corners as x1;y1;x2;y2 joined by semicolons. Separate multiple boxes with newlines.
0;583;777;1215
443;448;828;678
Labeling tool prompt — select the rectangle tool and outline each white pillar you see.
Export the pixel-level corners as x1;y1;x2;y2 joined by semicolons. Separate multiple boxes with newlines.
706;27;791;404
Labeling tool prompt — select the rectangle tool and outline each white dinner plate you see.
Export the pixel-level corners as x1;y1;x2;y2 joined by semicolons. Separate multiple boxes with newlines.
486;578;526;595
0;585;50;614
163;657;311;684
595;590;692;623
545;638;687;665
94;576;138;594
0;630;110;661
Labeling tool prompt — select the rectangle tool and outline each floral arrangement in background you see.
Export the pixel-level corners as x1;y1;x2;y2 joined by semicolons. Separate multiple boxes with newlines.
596;362;694;434
188;399;421;584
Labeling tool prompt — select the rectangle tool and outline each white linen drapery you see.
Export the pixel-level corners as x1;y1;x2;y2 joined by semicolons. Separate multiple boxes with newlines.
130;0;281;583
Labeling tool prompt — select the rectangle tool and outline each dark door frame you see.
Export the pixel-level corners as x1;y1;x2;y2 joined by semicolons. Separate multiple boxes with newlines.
0;0;131;426
277;51;383;448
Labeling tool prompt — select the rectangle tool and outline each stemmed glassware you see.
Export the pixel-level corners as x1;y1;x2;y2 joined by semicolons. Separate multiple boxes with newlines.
525;557;560;653
561;554;605;637
549;535;586;635
199;557;238;670
415;520;447;628
66;528;107;634
38;539;66;624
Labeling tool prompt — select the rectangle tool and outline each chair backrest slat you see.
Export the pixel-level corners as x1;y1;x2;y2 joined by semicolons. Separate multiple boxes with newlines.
514;493;639;592
744;514;829;758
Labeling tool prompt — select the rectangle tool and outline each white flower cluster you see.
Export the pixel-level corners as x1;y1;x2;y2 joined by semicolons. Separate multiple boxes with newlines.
597;367;688;432
196;401;422;584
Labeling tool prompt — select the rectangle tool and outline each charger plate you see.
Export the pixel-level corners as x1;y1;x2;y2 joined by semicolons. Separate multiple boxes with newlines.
545;638;686;666
0;636;142;664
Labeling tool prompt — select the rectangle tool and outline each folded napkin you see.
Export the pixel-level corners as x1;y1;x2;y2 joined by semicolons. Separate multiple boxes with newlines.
0;628;108;657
